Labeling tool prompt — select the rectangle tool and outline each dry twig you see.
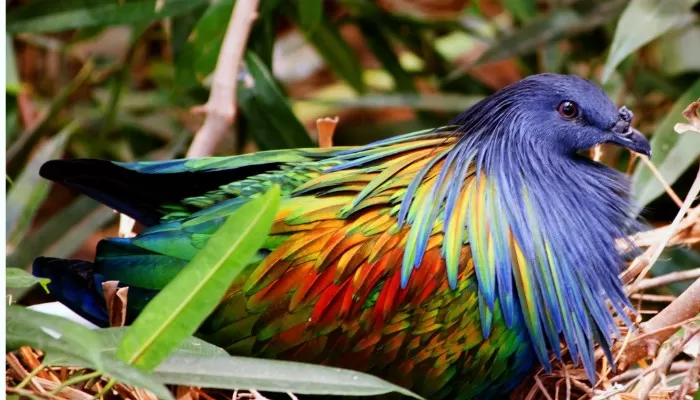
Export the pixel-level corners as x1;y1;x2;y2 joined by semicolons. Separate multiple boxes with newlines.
187;0;260;157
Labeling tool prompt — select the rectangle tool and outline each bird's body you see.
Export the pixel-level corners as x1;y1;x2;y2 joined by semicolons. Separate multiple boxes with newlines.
34;74;651;399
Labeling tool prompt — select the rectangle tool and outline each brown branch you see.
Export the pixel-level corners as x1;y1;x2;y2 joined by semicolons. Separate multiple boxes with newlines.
632;268;700;293
617;278;700;372
624;165;700;289
186;0;260;158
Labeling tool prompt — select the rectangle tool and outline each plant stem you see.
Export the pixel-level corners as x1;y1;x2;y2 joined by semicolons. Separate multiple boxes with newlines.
93;378;117;399
50;370;102;395
15;361;47;390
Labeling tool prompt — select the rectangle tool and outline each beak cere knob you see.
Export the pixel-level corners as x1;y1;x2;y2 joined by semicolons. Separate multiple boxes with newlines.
618;106;633;122
613;106;634;134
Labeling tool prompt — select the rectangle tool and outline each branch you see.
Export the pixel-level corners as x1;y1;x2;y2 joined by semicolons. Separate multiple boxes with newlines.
187;0;260;158
632;268;700;293
617;277;700;372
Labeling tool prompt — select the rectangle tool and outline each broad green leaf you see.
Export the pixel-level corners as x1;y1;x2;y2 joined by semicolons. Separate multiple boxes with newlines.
7;0;209;33
469;0;627;69
602;0;699;82
6;268;50;292
292;10;366;93
503;0;537;22
116;186;281;371
239;51;315;150
6;306;174;399
6;122;79;250
632;79;700;207
6;196;115;270
154;354;424;399
298;0;323;31
7;306;104;365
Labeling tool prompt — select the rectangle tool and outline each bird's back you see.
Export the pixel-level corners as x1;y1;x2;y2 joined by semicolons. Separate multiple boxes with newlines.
36;132;535;399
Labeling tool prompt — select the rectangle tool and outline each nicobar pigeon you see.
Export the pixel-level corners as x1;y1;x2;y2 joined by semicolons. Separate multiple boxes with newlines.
34;73;651;399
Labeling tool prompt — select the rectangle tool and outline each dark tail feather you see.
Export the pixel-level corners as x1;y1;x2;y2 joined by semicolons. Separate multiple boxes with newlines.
33;257;109;327
39;159;261;226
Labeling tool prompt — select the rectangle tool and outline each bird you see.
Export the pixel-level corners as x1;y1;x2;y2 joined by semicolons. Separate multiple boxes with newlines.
34;73;651;399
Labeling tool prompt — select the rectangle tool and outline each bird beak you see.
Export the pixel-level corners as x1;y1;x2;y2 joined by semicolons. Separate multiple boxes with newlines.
607;127;652;158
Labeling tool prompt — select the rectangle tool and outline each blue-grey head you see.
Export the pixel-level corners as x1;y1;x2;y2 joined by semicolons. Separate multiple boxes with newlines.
455;73;652;158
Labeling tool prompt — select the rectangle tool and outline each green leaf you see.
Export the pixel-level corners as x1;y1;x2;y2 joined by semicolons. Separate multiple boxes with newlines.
175;0;234;89
7;0;209;33
602;0;699;82
115;186;281;371
358;22;416;93
632;79;700;207
154;354;424;399
6;122;79;250
46;327;227;366
503;0;537;22
6;268;50;292
656;23;700;76
7;196;116;270
298;0;323;31
468;0;627;69
6;35;21;94
292;10;366;93
239;51;315;150
175;0;280;89
6;306;174;400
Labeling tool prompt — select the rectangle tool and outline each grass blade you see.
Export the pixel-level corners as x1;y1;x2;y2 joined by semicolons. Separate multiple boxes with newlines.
115;186;281;371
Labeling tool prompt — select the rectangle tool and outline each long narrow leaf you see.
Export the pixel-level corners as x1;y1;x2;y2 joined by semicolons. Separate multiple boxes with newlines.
7;0;209;33
238;51;315;150
602;0;699;82
115;186;281;371
155;354;424;399
632;79;700;207
6;122;80;250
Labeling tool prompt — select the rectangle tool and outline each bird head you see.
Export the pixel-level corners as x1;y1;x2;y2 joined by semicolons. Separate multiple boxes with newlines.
494;73;652;158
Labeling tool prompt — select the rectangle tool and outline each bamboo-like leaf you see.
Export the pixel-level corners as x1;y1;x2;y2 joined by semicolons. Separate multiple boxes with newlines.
115;186;281;371
632;79;700;207
238;51;315;149
44;326;422;398
298;0;323;31
602;0;699;82
155;354;425;399
6;122;79;250
7;0;209;33
292;9;366;93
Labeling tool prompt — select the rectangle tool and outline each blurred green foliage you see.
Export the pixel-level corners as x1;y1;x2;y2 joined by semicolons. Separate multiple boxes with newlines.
6;0;700;293
5;0;700;397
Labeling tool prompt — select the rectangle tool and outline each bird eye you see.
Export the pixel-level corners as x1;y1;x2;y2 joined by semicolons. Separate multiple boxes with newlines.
557;101;580;120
